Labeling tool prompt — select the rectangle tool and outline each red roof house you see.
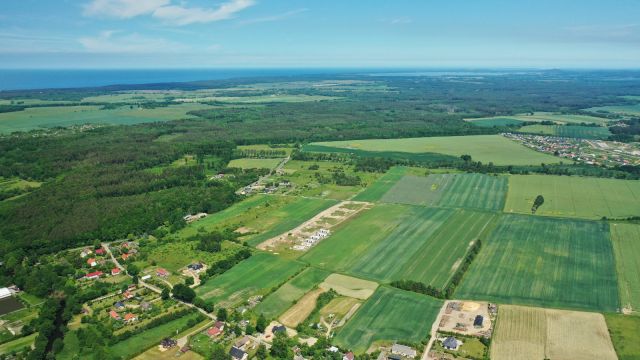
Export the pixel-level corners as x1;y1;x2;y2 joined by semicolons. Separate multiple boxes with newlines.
111;268;121;276
156;268;169;277
124;313;137;322
85;271;103;280
109;310;121;320
87;258;97;267
121;253;130;261
207;327;222;337
95;248;105;255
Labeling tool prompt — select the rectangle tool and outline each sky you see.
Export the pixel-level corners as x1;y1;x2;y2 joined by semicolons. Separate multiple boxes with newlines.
1;0;640;69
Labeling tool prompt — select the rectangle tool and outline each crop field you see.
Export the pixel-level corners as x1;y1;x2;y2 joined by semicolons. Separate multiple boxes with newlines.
333;286;442;354
464;117;525;127
255;267;330;319
279;288;325;327
455;214;619;312
195;253;305;307
319;274;379;300
492;305;617;360
227;158;283;169
311;135;561;165
587;103;640;117
610;223;640;314
517;124;612;139
605;314;640;360
0;103;213;133
352;166;407;201
380;173;507;211
504;175;640;219
470;112;612;126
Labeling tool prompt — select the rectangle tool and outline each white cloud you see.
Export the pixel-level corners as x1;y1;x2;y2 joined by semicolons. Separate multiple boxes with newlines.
78;31;187;53
84;0;170;18
238;8;308;25
84;0;256;26
152;0;255;25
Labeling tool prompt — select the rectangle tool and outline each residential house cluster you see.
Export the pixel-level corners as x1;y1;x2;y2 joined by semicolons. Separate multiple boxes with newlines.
292;229;331;251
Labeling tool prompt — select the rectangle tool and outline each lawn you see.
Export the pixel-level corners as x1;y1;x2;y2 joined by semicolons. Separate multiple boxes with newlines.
517;124;612;139
255;267;330;319
311;135;561;165
380;173;507;211
195;252;306;307
455;214;620;312
333;286;442;354
492;305;617;360
227;158;283;169
504;175;640;219
0;103;213;133
605;314;640;360
610;223;640;314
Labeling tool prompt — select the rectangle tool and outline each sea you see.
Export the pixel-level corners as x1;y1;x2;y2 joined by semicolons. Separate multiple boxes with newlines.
0;68;364;91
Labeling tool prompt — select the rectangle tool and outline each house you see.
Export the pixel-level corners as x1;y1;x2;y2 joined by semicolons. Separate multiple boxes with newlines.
272;325;286;334
443;337;460;351
234;336;251;351
85;271;103;280
328;346;339;353
343;352;355;360
391;343;417;358
387;355;402;360
121;253;131;261
156;268;169;277
214;321;225;331
123;291;134;300
114;301;125;311
140;302;152;311
160;338;177;349
0;287;12;299
87;258;97;267
123;313;137;323
80;248;92;258
180;346;191;353
95;248;105;255
474;315;484;327
229;346;248;360
207;327;222;338
109;310;121;320
111;268;121;276
187;263;204;271
141;274;152;281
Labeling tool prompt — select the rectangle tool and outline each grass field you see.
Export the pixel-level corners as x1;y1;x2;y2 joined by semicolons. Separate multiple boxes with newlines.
311;135;561;165
492;305;617;360
319;274;378;300
504;175;640;219
517;124;612;139
279;287;325;327
333;286;442;354
380;173;507;211
605;314;640;360
227;158;283;169
195;253;305;307
303;205;496;289
255;267;330;319
469;112;612;126
587;104;640;117
352;166;407;201
610;223;640;314
0;104;212;133
140;239;244;273
0;333;37;355
464;117;525;127
456;214;619;312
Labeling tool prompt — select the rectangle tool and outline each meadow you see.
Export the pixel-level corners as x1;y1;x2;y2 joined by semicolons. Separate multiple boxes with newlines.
195;253;306;307
311;135;561;165
517;124;612;139
605;314;640;360
227;158;283;169
139;239;244;273
587;104;640;117
380;173;507;211
464;117;524;127
504;175;640;219
333;286;442;354
455;214;619;312
255;267;330;319
609;223;640;314
0;333;37;356
468;112;612;126
491;305;617;360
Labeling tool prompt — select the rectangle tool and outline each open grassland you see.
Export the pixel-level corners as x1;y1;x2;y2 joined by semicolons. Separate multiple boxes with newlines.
311;135;561;165
517;124;612;139
255;267;330;319
456;214;619;312
469;112;612;126
333;286;442;354
464;117;525;127
492;305;617;360
504;175;640;219
352;166;407;201
227;158;283;169
587;103;640;117
319;274;378;300
610;223;640;314
381;173;507;211
605;314;640;360
0;104;212;133
195;253;305;307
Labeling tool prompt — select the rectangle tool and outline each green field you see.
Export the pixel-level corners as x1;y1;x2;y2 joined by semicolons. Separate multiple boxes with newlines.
517;124;612;139
610;223;640;314
352;167;407;201
0;333;37;355
504;175;640;219
140;240;244;273
0;104;213;133
311;135;561;166
469;112;612;126
255;267;330;319
333;286;442;354
456;214;619;312
195;253;306;307
587;104;640;117
605;314;640;360
465;117;525;127
380;173;507;211
227;158;283;169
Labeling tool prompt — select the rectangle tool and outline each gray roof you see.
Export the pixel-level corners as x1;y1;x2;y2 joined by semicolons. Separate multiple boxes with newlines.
443;337;458;348
392;343;417;356
229;346;246;359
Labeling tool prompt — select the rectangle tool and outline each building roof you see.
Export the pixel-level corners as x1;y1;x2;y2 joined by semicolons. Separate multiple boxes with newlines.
85;271;103;278
95;248;105;255
156;268;169;276
443;337;458;349
392;343;417;356
124;313;136;321
214;321;225;329
87;258;96;264
207;327;222;337
111;268;121;275
474;315;484;326
109;310;120;319
121;253;130;260
114;301;125;308
229;346;247;360
343;352;355;360
272;325;286;333
0;287;12;299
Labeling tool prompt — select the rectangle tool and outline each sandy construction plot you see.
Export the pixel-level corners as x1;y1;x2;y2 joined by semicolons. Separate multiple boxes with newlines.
279;288;325;328
319;274;378;300
257;201;371;251
492;305;617;360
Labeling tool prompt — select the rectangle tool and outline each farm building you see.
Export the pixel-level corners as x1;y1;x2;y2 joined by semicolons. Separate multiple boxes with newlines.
443;337;460;350
0;287;12;299
229;346;248;360
391;343;417;358
474;315;484;327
